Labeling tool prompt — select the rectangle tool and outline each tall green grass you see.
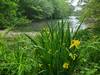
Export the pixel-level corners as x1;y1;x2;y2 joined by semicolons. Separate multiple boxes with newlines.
0;20;99;75
0;34;37;75
25;20;81;75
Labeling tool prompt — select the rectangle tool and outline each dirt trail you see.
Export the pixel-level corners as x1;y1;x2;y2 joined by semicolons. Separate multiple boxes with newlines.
0;30;39;37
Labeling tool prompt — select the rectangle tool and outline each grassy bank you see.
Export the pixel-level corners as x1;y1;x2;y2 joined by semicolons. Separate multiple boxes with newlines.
0;21;100;75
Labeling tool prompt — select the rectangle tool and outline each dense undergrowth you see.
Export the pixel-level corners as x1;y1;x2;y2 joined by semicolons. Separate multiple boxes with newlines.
0;21;100;75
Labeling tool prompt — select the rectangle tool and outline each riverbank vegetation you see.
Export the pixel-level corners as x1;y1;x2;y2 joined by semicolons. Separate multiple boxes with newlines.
0;0;72;29
79;0;100;33
0;21;100;75
0;0;100;75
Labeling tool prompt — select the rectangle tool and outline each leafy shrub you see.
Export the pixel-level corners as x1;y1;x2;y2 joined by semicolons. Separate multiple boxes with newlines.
77;32;100;75
0;0;31;29
0;34;37;75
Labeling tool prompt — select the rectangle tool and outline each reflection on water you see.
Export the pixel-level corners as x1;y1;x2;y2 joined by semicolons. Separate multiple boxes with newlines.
15;16;86;32
69;16;86;31
31;16;86;32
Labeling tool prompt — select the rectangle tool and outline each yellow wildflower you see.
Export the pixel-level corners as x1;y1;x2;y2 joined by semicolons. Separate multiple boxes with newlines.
70;40;80;48
63;62;69;69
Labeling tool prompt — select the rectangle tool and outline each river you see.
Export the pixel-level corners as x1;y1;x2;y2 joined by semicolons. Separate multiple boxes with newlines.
69;16;86;31
31;16;86;31
15;16;86;32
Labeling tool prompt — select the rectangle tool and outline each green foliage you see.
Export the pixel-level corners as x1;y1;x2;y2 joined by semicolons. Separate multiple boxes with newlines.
0;20;80;75
80;0;100;31
0;0;31;29
0;34;37;75
25;21;82;75
79;38;100;75
50;0;71;18
0;21;100;75
0;0;72;29
74;29;100;75
0;0;17;28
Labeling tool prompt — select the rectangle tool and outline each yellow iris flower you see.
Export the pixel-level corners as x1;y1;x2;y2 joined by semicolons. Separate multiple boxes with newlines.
70;40;80;48
63;63;69;69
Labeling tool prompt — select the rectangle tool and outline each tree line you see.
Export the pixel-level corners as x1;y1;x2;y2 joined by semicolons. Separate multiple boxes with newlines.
0;0;72;29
